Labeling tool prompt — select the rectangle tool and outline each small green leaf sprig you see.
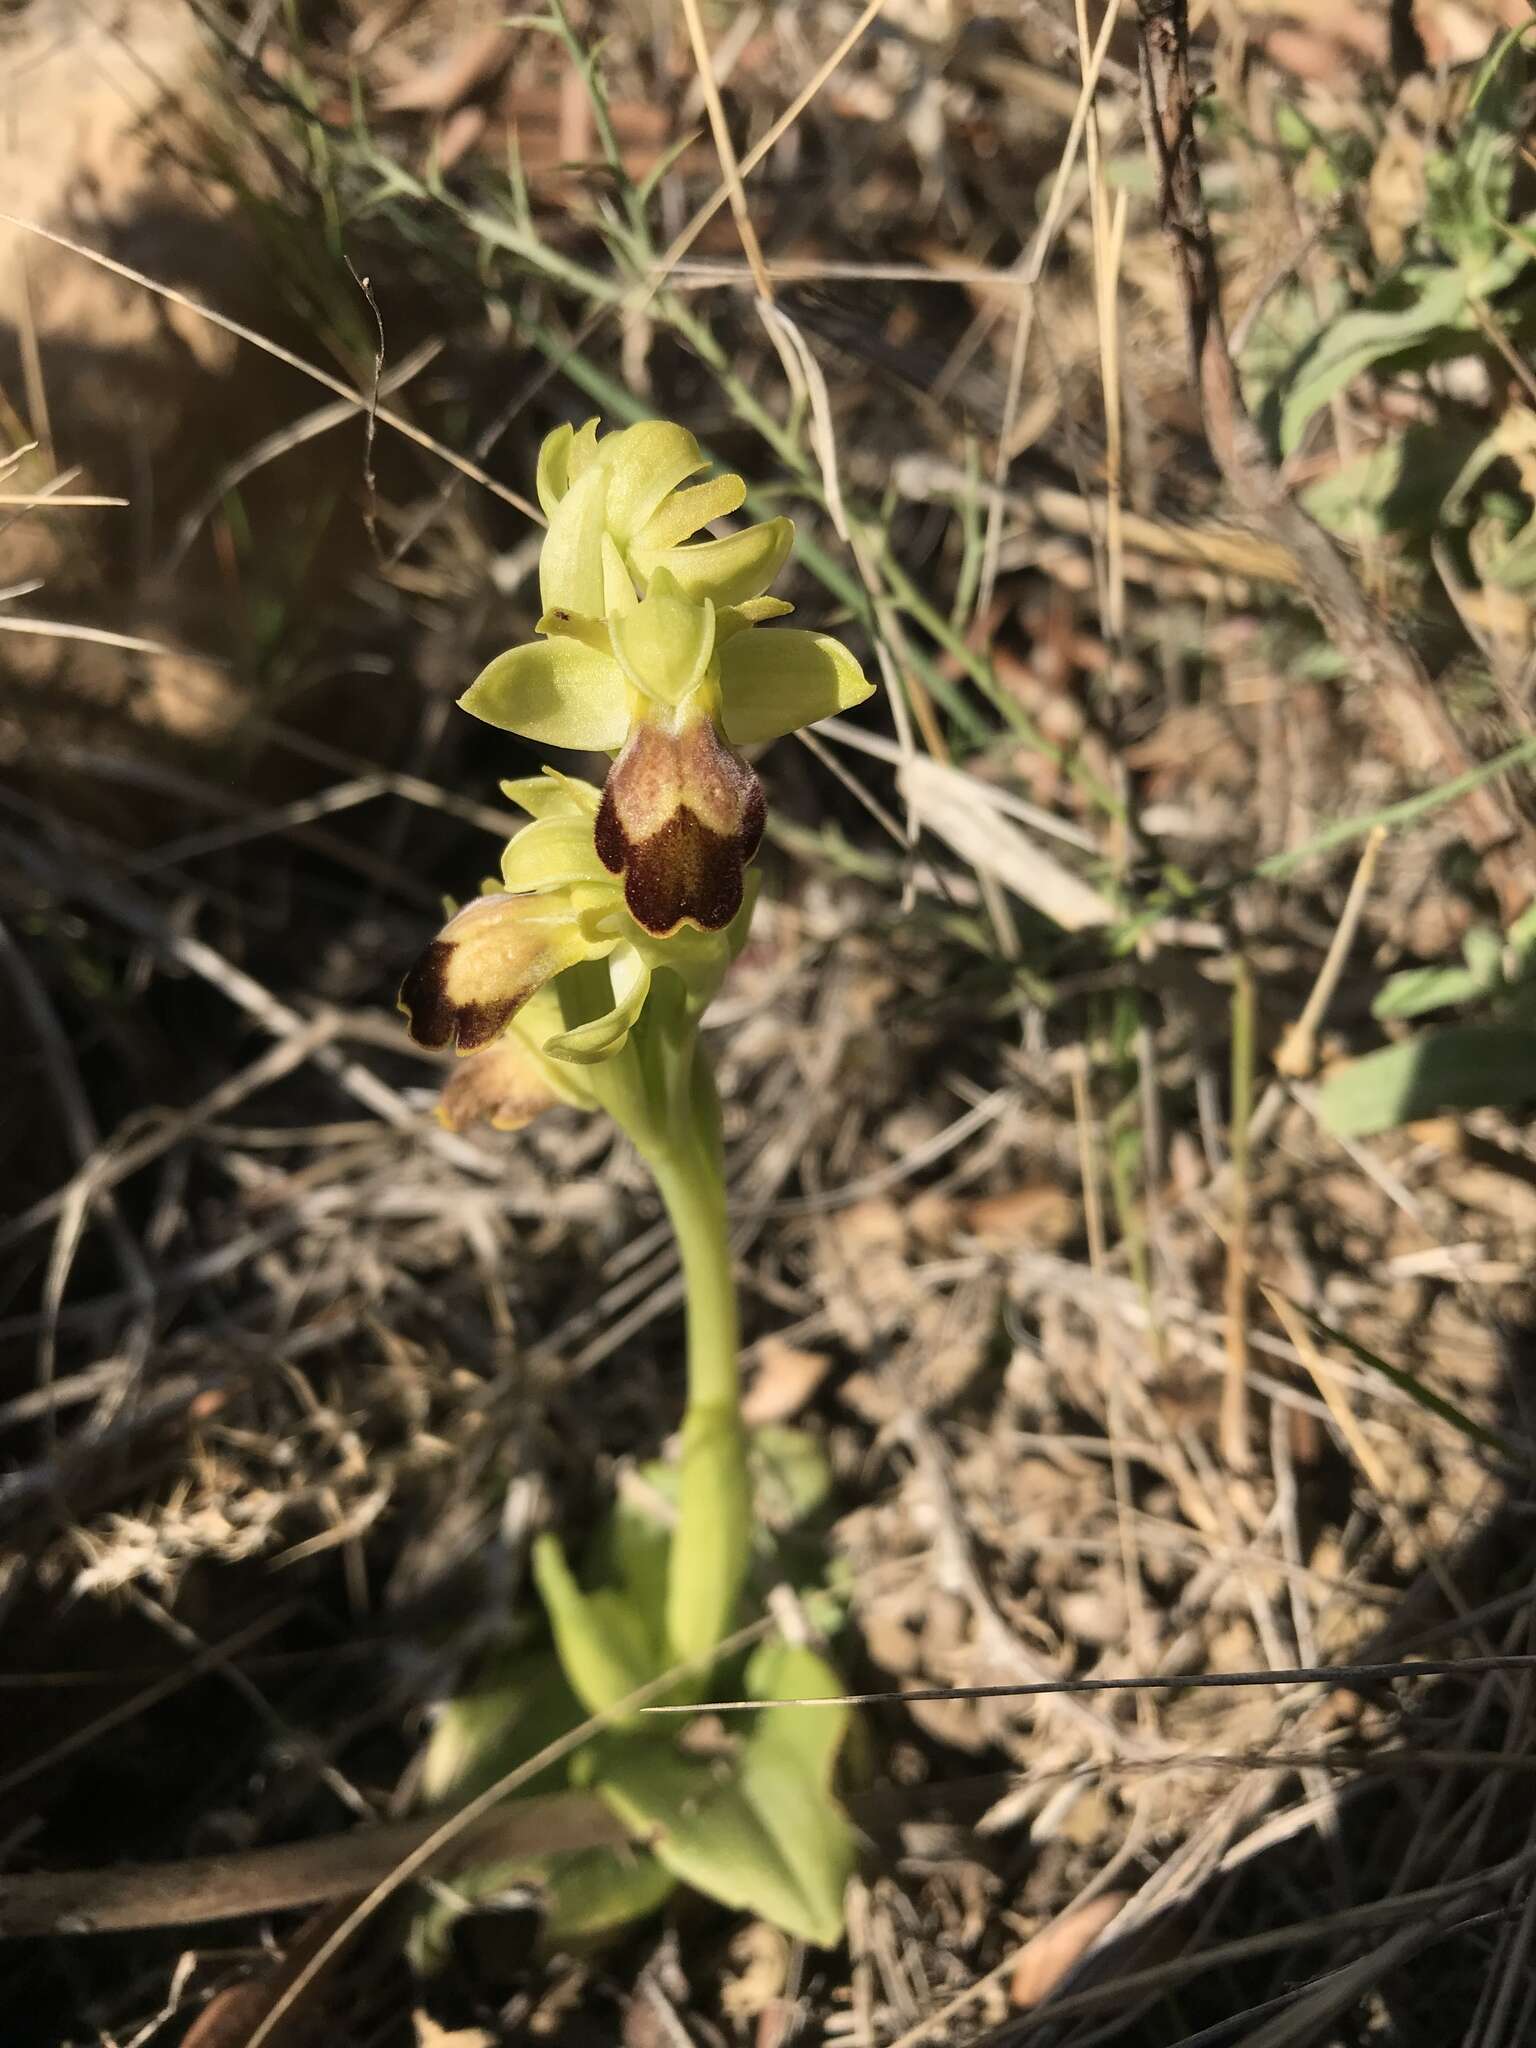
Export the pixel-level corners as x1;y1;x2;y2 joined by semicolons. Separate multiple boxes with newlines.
400;419;873;1954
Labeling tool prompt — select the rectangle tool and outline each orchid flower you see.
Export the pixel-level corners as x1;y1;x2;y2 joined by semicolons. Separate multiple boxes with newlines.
458;421;873;935
398;768;750;1091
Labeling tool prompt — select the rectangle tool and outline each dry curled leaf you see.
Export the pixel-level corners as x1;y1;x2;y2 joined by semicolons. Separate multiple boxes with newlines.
1010;1891;1131;2008
741;1338;833;1426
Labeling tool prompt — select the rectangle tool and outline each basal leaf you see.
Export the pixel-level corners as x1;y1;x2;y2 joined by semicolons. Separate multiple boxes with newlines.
1372;928;1504;1020
540;1844;677;1945
1278;265;1474;456
590;1642;856;1947
1318;1024;1536;1136
533;1533;662;1724
418;1644;583;1807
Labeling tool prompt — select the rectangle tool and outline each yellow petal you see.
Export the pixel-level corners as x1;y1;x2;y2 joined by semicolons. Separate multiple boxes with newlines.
461;637;629;751
545;947;653;1064
634;471;746;555
499;767;602;820
714;597;794;647
566;417;602;484
535;421;575;518
718;627;875;745
398;892;591;1053
535;606;612;656
600;421;707;539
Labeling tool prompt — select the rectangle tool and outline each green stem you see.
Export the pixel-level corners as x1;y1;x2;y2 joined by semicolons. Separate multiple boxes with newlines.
642;1063;740;1416
634;1043;751;1663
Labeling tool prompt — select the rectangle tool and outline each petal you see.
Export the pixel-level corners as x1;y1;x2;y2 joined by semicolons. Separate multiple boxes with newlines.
461;638;629;751
566;417;602;484
599;421;707;539
538;463;609;614
594;713;765;935
634;471;746;555
602;532;639;617
500;813;611;892
535;421;575;518
398;893;590;1053
499;767;602;820
535;607;612;655
714;596;794;647
546;947;653;1064
645;517;794;607
437;1035;577;1131
610;586;716;707
719;627;875;746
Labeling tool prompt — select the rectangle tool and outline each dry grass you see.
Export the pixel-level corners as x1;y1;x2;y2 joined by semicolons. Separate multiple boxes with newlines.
5;0;1536;2043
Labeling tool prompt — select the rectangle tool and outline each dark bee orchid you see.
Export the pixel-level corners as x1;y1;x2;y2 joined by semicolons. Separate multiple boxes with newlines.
459;421;873;936
399;769;752;1100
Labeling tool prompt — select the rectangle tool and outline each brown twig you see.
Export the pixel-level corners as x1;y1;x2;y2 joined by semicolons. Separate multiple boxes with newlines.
1132;0;1531;922
0;1794;629;1938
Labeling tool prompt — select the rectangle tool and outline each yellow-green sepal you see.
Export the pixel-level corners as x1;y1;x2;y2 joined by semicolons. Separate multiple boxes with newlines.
539;461;610;614
719;627;874;745
501;815;611;893
599;420;708;538
461;635;629;750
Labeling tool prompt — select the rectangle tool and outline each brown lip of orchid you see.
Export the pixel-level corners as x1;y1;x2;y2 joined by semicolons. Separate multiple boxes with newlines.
595;711;766;938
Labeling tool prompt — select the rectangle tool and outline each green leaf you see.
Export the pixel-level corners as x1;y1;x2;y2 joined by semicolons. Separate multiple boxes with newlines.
592;1486;673;1645
418;1643;584;1807
533;1532;662;1724
1300;421;1488;541
1426;26;1531;263
1317;1025;1536;1136
593;1679;856;1933
1372;927;1504;1020
748;1425;835;1530
738;1642;856;1943
1278;264;1476;456
540;1843;677;1944
1289;1300;1521;1462
1508;901;1536;965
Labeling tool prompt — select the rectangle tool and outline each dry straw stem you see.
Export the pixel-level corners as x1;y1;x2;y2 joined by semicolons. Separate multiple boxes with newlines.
974;0;1126;620
1262;1285;1393;1496
1273;824;1387;1078
677;0;774;304
0;1797;629;1937
634;0;891;311
0;211;541;523
1222;957;1257;1472
1131;0;1533;923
